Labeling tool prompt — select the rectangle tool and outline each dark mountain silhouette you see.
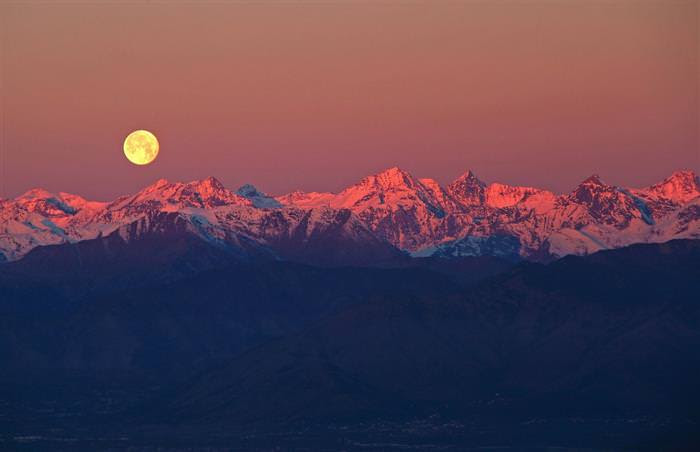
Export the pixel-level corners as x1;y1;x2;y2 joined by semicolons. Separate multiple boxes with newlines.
161;240;700;429
0;238;698;449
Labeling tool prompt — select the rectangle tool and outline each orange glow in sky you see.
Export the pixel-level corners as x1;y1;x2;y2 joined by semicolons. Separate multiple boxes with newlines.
1;1;697;199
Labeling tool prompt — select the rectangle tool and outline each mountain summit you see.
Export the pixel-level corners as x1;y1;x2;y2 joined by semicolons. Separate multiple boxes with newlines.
1;168;698;263
447;170;487;207
647;170;700;203
117;176;249;209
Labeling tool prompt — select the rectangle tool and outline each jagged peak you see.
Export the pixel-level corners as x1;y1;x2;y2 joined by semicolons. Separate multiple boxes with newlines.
486;182;543;194
276;189;333;200
17;187;58;200
645;169;700;202
569;175;613;203
275;190;334;208
122;176;250;209
358;166;417;190
13;187;82;215
183;176;228;199
660;169;698;186
484;183;551;209
381;166;409;176
580;174;607;187
140;176;225;193
451;169;485;188
376;166;413;179
236;183;263;197
152;178;170;187
16;187;92;206
236;184;281;208
446;170;486;207
418;178;442;190
460;169;478;179
136;178;173;196
195;176;225;190
58;191;87;200
487;181;526;191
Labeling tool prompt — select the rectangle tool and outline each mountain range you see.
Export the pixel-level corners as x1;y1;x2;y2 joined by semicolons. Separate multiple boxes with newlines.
1;239;698;449
2;167;698;264
1;168;699;448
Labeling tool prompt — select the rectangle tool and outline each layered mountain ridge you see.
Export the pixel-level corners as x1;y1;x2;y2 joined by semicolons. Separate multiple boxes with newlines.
1;167;698;263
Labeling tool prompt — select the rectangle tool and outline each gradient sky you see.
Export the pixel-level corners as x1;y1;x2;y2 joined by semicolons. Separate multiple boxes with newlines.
1;1;698;200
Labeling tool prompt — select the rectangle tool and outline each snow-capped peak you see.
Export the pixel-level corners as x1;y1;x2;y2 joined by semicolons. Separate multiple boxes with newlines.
139;176;226;196
484;183;546;208
453;169;485;186
447;170;486;206
111;177;252;211
359;166;418;191
17;188;57;201
236;184;281;208
275;190;334;208
332;166;439;210
236;184;262;197
418;178;441;191
568;175;613;203
646;170;699;203
151;178;170;189
15;188;84;216
580;174;606;187
195;176;224;191
1;168;699;264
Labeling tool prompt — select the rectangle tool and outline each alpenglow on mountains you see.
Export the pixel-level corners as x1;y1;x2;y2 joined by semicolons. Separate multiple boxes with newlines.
1;167;698;263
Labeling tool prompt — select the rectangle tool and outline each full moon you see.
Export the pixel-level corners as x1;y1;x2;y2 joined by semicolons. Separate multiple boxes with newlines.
123;130;159;165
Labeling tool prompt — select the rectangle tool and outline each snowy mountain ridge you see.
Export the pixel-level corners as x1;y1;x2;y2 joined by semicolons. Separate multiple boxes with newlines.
1;168;698;263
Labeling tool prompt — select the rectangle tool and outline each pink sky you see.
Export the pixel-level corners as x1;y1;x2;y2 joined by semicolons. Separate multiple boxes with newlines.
1;1;698;200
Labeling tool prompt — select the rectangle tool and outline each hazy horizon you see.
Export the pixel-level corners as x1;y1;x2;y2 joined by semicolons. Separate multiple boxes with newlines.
5;164;699;202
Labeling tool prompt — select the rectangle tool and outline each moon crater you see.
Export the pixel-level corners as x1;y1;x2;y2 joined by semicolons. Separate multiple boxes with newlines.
124;130;159;165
